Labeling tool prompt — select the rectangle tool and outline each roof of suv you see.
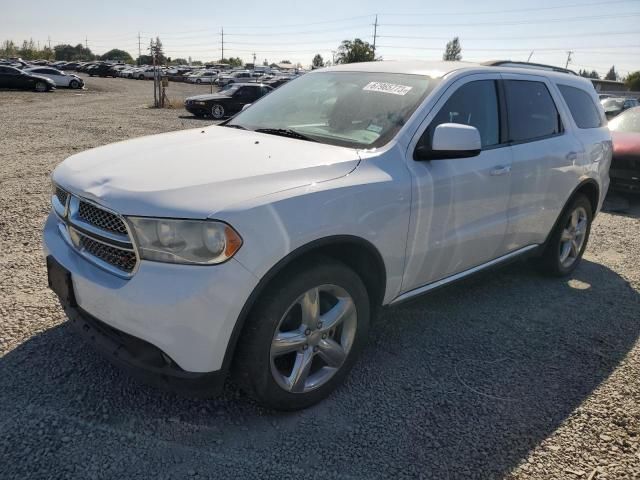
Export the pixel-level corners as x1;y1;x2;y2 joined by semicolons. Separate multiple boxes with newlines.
320;60;596;88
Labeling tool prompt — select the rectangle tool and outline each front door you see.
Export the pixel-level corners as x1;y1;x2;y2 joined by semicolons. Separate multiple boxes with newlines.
401;75;513;293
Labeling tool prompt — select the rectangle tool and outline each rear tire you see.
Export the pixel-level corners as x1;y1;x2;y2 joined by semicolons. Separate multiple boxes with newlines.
34;81;48;92
233;257;370;410
539;194;592;276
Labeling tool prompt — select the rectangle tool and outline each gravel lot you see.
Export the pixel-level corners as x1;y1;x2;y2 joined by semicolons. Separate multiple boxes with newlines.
1;76;639;480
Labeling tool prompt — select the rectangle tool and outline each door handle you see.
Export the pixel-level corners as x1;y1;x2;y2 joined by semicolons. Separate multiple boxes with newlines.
490;165;511;176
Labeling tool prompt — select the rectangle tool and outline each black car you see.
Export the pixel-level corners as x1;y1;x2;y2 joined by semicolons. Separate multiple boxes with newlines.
184;83;273;119
87;63;119;77
0;66;55;92
601;97;639;120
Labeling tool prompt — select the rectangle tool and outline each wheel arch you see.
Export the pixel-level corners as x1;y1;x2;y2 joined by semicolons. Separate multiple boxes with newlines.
542;178;600;247
220;235;387;373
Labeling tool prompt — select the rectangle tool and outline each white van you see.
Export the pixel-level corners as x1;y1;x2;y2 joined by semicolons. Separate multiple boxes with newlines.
45;61;611;410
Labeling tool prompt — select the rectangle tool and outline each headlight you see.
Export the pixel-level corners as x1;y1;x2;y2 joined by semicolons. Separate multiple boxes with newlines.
127;218;242;265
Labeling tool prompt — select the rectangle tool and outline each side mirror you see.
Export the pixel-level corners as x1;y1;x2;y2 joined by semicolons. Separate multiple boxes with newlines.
414;123;482;161
241;103;252;111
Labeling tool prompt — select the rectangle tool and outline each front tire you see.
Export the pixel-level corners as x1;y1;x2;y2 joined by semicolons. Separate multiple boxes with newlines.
34;81;48;92
233;257;370;410
69;79;80;89
210;103;225;119
196;79;202;84
539;194;593;276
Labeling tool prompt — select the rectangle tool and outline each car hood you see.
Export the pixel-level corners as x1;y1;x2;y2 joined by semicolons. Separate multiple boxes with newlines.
53;126;361;218
611;131;640;157
186;94;230;102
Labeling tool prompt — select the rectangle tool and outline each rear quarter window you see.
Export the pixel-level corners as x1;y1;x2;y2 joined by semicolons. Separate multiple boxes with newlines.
558;85;604;129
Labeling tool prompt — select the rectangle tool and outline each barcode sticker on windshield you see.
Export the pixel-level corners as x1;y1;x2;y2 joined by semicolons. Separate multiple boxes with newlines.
363;82;413;96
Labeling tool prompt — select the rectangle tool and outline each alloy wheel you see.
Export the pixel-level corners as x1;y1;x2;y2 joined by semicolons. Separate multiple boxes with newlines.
269;284;357;393
211;104;225;119
559;206;588;268
35;82;47;92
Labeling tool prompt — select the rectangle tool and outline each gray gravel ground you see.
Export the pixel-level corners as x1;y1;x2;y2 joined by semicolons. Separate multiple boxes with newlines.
1;76;639;480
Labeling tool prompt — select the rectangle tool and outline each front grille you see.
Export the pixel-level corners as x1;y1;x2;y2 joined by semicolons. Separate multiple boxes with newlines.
78;235;137;273
78;201;128;235
53;184;138;277
56;187;69;206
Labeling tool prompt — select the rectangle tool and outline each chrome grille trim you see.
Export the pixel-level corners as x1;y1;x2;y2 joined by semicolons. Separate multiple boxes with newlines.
51;185;139;278
77;200;128;235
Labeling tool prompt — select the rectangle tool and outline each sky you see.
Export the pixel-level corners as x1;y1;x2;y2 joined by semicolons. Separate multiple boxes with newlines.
2;0;639;77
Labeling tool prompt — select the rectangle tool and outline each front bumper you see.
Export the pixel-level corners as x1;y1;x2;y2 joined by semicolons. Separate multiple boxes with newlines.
185;104;209;116
43;212;259;376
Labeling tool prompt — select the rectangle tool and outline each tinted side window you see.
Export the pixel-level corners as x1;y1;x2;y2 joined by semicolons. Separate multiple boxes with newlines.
504;80;562;142
427;80;500;148
558;85;603;129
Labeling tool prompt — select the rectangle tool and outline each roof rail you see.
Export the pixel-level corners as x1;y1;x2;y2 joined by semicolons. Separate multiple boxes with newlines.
483;60;578;76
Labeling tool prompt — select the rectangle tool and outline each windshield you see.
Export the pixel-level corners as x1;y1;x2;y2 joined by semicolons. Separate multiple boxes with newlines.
220;85;240;95
227;71;435;148
609;107;640;133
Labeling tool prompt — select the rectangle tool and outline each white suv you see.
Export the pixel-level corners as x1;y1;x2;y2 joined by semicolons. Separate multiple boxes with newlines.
44;61;611;410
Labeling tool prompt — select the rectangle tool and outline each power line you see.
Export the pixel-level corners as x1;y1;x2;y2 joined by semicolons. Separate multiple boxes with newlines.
378;0;637;16
377;30;640;41
380;12;640;27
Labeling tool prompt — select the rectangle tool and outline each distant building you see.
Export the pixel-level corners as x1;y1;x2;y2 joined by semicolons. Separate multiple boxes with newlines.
591;79;627;93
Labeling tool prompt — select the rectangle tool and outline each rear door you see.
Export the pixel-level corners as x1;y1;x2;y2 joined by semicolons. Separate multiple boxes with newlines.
500;74;582;249
0;66;22;88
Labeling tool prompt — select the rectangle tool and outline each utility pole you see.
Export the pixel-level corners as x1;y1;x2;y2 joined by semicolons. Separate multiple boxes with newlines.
221;27;224;62
47;36;51;49
565;50;573;69
331;50;336;64
252;52;256;70
527;50;534;62
85;36;88;50
372;14;378;55
138;32;142;65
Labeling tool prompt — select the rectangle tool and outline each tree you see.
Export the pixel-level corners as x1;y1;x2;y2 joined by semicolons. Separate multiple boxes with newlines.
443;37;462;61
170;58;188;65
625;71;640;91
312;54;324;68
579;69;600;79
280;59;292;64
136;55;153;65
148;37;165;64
605;65;618;81
54;43;95;61
101;49;133;63
220;57;243;67
335;38;376;64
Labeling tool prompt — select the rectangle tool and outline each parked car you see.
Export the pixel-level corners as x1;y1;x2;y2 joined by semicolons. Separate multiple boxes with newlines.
184;83;273;118
188;70;218;84
601;97;639;119
45;61;610;410
608;106;640;193
216;70;254;86
23;67;84;89
0;65;55;91
87;63;119;78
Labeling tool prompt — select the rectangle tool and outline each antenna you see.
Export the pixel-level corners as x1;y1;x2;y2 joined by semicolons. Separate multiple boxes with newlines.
527;50;534;62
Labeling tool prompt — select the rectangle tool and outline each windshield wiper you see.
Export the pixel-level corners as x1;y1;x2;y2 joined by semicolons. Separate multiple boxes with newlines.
255;128;317;142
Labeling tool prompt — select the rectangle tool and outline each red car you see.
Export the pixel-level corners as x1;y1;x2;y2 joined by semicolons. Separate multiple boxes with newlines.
609;106;640;193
